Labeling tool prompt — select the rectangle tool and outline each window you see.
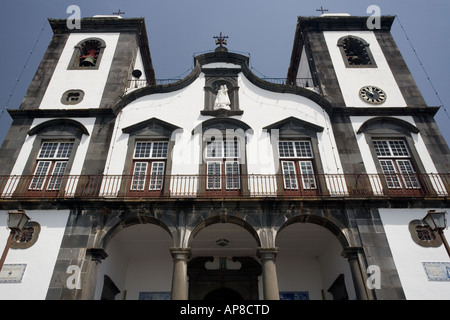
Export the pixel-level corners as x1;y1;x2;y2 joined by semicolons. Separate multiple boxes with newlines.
205;140;241;191
338;36;376;68
29;142;74;191
279;141;317;191
373;140;420;190
61;90;84;105
130;142;168;192
69;38;106;70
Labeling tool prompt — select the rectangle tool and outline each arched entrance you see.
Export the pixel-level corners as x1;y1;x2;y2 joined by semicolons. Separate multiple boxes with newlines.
94;223;173;300
188;221;261;300
276;220;356;300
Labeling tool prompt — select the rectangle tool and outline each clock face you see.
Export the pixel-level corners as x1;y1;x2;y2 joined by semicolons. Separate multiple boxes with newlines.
359;86;387;104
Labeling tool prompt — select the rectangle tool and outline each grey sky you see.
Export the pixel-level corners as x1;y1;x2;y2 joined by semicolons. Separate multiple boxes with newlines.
1;0;449;147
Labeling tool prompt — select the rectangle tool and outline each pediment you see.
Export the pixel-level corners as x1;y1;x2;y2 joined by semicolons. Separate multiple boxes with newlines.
122;117;182;137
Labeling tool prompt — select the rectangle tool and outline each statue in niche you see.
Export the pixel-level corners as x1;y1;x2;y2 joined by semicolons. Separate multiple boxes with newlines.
213;84;231;110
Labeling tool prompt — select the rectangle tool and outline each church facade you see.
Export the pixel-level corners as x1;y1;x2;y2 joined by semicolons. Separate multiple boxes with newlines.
0;13;449;300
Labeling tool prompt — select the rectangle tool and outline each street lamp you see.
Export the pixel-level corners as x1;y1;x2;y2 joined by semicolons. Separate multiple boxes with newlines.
422;210;450;258
0;210;30;272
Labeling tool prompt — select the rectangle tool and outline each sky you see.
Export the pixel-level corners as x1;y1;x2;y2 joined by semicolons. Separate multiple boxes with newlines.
0;0;449;148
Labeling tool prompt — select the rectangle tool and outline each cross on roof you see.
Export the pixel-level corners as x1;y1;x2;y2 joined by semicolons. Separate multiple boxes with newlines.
214;32;229;47
316;6;329;14
113;9;125;16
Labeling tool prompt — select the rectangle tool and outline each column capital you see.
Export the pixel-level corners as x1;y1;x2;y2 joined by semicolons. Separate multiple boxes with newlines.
170;247;192;261
256;247;279;260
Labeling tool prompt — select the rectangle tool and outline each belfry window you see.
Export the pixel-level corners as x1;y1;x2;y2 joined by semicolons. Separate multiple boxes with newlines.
78;40;101;67
69;38;106;70
338;36;376;68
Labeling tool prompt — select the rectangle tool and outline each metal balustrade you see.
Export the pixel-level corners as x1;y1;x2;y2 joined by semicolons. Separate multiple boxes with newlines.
0;173;448;200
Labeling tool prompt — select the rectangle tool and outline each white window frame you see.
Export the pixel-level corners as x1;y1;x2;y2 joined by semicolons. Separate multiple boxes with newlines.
205;140;241;191
374;140;420;189
279;141;317;190
130;141;168;191
29;142;74;191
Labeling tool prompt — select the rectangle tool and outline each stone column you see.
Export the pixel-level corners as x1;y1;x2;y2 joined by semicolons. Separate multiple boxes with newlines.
342;247;369;300
80;248;108;300
170;247;191;300
257;247;280;300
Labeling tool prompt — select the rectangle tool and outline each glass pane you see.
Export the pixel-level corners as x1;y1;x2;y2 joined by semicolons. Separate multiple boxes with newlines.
373;141;391;157
224;140;240;158
380;160;401;188
47;162;68;190
38;143;58;159
151;142;168;158
131;162;148;191
207;162;221;190
299;161;316;189
134;142;152;158
278;142;295;158
389;140;409;157
281;161;298;190
294;141;313;158
29;161;51;190
225;161;240;190
206;141;223;158
397;160;420;189
149;162;165;190
56;143;74;159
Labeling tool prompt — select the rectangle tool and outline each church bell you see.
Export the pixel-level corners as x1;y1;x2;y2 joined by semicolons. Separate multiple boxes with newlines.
80;55;96;66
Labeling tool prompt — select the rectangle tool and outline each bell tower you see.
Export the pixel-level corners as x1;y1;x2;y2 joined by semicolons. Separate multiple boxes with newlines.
286;13;450;176
20;16;155;111
0;16;156;177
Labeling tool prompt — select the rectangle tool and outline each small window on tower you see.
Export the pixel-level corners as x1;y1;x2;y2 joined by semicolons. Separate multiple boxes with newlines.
338;36;377;68
69;38;106;70
61;90;85;105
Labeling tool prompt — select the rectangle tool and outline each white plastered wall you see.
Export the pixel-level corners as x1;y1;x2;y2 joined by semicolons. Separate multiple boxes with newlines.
323;31;407;108
379;208;450;300
103;68;344;180
38;33;120;110
0;210;69;300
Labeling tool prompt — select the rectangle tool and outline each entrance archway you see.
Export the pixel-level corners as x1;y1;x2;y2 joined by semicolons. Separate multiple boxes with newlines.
94;223;173;300
188;221;261;300
276;221;355;300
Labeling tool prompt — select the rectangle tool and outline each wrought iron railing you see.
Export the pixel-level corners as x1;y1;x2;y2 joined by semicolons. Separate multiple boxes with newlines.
0;173;448;200
262;78;316;88
126;78;316;93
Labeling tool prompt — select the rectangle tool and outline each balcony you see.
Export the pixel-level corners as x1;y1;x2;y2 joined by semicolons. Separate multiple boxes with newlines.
125;77;317;94
0;173;448;201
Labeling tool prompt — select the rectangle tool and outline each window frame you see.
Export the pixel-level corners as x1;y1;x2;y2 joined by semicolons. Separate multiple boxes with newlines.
29;141;75;192
129;141;169;193
68;38;107;70
278;140;318;192
204;140;242;192
337;36;377;69
372;139;421;191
